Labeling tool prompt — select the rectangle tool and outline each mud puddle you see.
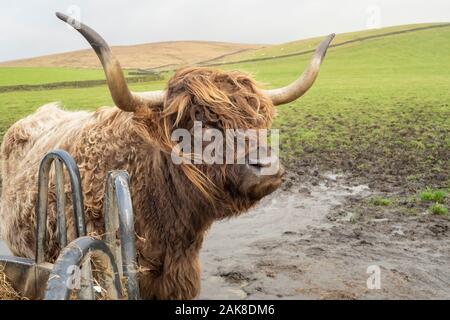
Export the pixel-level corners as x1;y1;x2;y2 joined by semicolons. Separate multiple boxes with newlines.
199;173;450;299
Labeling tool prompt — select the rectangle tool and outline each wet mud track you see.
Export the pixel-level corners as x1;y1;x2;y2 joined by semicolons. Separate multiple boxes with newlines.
199;173;450;299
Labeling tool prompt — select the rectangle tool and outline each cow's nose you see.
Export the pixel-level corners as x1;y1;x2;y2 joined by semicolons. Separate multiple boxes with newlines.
250;156;273;168
238;154;284;200
247;155;282;177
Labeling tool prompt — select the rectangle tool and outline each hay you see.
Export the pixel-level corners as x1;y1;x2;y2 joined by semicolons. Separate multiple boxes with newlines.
0;264;23;300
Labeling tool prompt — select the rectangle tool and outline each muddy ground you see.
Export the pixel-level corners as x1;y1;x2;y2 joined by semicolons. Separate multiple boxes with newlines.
1;171;449;299
199;171;450;299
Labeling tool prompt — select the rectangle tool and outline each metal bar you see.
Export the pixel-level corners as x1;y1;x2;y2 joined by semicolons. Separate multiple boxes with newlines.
36;157;50;264
54;159;67;248
102;171;140;299
103;171;122;278
78;259;95;300
44;236;123;300
35;150;86;264
114;172;139;300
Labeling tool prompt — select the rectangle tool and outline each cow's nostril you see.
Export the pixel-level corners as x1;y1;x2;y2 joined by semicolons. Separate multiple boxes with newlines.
249;162;266;168
249;157;273;168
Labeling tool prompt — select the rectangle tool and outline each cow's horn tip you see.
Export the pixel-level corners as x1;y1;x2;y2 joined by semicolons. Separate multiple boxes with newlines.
55;12;67;21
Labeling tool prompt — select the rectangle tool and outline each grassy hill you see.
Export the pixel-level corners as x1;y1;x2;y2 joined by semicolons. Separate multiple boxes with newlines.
204;23;448;64
0;23;449;190
0;41;263;69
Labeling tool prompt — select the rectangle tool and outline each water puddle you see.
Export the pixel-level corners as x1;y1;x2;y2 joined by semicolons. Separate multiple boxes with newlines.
199;175;371;299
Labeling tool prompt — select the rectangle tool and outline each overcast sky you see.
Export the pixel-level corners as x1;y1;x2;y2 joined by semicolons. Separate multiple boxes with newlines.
1;0;449;62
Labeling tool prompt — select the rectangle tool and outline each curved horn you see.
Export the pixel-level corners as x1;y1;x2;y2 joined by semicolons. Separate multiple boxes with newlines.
263;34;335;106
56;12;165;111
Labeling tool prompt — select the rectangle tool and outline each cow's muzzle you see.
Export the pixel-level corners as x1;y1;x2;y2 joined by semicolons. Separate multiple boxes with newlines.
238;153;285;200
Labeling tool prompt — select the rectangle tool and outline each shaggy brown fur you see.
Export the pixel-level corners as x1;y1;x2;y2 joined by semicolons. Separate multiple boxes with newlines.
0;67;277;299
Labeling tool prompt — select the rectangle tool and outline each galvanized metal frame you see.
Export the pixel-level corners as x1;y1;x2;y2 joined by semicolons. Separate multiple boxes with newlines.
103;171;140;300
33;149;98;299
35;149;86;263
44;236;123;300
0;150;140;300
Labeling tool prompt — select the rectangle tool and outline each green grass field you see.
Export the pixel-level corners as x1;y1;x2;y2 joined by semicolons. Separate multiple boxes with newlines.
0;23;449;189
0;80;166;139
220;24;450;187
0;67;112;86
0;67;143;87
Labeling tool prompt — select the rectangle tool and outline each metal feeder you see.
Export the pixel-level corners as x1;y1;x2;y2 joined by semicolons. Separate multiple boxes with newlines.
0;150;140;300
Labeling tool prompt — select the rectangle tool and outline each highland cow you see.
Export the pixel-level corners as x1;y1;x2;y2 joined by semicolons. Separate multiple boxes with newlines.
0;13;334;299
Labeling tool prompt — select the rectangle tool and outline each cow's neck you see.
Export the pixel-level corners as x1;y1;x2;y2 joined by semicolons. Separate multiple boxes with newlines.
130;149;216;299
